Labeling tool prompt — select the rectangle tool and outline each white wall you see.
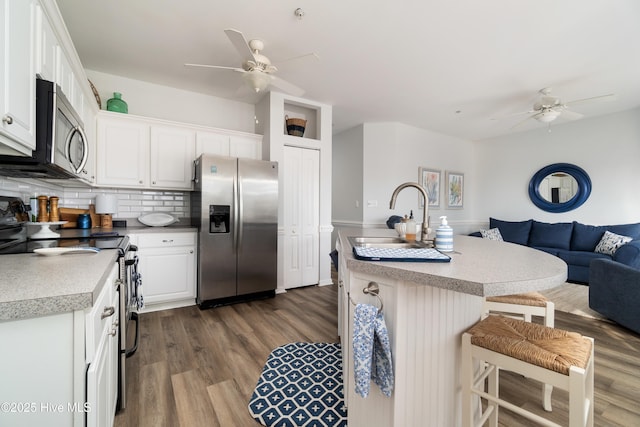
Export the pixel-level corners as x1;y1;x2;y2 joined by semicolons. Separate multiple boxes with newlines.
332;122;478;235
474;107;640;225
85;70;256;133
332;125;364;224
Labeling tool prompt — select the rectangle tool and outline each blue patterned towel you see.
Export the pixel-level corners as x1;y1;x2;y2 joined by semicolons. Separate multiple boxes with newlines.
353;304;394;397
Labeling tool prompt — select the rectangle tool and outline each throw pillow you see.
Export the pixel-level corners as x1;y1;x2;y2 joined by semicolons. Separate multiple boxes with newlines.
480;228;503;241
594;230;633;256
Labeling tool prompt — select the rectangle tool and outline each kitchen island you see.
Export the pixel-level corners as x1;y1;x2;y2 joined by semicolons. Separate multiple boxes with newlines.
337;228;567;427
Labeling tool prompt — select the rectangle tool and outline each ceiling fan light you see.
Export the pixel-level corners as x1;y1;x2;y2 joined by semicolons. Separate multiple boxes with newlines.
243;71;271;92
535;110;560;123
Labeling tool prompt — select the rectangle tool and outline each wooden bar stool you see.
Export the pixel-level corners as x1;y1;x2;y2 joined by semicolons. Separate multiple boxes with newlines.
461;315;594;427
483;292;555;410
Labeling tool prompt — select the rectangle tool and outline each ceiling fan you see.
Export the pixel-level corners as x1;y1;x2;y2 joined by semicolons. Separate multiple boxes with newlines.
185;29;313;97
507;88;616;129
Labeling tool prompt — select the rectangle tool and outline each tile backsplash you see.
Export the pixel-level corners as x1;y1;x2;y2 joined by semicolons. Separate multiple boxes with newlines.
0;177;190;223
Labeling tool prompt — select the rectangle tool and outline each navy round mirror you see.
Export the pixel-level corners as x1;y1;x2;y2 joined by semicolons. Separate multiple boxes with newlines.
528;163;591;213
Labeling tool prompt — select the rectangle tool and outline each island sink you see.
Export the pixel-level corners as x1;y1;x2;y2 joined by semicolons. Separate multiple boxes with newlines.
348;236;429;249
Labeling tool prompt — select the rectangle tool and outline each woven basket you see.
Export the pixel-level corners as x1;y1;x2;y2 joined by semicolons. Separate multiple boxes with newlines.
285;115;307;137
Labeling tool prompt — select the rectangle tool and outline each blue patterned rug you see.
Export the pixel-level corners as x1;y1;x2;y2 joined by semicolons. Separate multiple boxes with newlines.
248;342;347;427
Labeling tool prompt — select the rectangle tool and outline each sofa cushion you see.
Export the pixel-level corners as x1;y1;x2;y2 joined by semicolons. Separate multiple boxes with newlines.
571;221;640;251
571;222;607;251
613;240;640;269
480;228;503;241
489;218;532;245
607;223;640;240
557;250;610;267
595;230;633;256
528;221;573;250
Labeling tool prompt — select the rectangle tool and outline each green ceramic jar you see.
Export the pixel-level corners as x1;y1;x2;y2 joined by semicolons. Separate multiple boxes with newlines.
106;92;128;113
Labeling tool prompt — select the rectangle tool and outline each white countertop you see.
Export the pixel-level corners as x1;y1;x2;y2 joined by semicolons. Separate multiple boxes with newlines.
0;249;120;321
339;228;568;296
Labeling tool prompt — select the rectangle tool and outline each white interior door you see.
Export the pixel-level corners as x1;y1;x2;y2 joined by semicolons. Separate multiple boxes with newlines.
283;146;320;289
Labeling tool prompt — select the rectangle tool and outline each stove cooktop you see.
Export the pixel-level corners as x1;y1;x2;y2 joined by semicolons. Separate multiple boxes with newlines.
0;235;126;255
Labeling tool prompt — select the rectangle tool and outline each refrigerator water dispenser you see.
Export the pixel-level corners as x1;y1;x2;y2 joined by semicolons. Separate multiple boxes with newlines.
209;205;230;233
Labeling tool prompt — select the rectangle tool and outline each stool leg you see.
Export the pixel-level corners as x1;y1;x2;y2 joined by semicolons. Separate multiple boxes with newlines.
543;383;553;412
487;363;499;427
461;333;474;427
543;301;555;412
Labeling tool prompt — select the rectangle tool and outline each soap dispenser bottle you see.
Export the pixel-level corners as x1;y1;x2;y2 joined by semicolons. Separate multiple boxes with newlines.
435;216;453;252
405;211;417;242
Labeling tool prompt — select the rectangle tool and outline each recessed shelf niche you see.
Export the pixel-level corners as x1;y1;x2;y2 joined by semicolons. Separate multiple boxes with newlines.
283;101;320;141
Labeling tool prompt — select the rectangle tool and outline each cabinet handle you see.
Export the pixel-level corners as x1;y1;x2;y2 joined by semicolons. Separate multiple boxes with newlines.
2;115;13;125
108;326;118;337
162;239;174;243
101;306;115;319
338;279;343;287
190;250;194;254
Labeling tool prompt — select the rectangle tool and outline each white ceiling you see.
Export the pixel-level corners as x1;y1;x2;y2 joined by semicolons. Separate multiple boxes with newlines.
56;0;640;140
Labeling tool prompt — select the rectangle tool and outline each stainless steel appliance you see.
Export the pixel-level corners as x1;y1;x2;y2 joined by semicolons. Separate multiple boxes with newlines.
117;239;141;411
0;79;89;180
191;154;278;307
0;195;141;411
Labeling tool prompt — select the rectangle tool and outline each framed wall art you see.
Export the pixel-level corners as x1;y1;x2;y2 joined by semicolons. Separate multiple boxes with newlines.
419;167;441;208
446;171;464;208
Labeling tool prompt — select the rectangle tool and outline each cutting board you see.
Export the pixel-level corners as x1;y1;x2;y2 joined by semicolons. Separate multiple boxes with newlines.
59;205;100;228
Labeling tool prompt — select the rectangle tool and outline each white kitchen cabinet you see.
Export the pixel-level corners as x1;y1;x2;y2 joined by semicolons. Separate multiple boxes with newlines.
230;133;262;159
0;263;119;427
96;114;150;187
133;232;197;310
35;1;57;82
0;0;37;156
86;264;119;427
196;129;262;160
98;112;263;190
150;125;195;189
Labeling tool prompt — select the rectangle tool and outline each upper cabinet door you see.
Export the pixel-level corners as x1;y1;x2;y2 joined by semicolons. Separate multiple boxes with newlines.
229;134;262;160
196;131;230;157
150;125;195;190
35;2;57;83
0;0;36;155
96;115;150;187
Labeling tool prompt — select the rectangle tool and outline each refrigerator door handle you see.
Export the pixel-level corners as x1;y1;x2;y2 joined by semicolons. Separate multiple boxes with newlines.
233;174;239;252
237;173;244;253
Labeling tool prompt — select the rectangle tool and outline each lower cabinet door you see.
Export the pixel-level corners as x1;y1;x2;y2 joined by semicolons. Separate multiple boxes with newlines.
86;329;109;427
137;246;196;304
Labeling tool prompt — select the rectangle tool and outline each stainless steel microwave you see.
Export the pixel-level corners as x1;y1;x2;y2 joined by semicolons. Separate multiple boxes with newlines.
0;79;89;180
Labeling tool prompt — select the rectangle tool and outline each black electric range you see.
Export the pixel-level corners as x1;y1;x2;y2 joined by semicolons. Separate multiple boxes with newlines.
0;195;126;254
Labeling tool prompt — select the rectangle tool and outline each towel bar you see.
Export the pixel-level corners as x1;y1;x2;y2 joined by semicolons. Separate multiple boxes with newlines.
350;281;384;313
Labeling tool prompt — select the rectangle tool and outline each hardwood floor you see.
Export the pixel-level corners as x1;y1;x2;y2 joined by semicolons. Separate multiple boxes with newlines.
114;285;339;427
115;281;640;427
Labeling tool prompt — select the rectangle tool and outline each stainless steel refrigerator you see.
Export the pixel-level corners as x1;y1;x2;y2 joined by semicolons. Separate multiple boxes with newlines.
192;154;279;306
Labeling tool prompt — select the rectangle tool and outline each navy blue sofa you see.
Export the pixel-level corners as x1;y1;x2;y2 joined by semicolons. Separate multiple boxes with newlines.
589;258;640;334
472;218;640;284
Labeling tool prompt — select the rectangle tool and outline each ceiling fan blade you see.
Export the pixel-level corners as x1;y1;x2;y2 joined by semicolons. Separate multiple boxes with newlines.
558;109;584;121
510;113;537;129
184;63;244;72
224;28;257;62
564;93;616;106
270;76;305;97
490;110;534;121
278;52;320;66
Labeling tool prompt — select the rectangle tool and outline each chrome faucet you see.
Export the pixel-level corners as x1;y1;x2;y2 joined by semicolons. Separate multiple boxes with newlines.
389;182;431;244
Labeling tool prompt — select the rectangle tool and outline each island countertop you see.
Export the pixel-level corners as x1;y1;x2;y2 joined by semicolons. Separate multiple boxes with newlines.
0;250;119;321
339;228;568;296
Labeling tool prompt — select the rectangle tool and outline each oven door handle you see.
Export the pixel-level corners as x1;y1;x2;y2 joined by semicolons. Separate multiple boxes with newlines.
125;312;139;358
